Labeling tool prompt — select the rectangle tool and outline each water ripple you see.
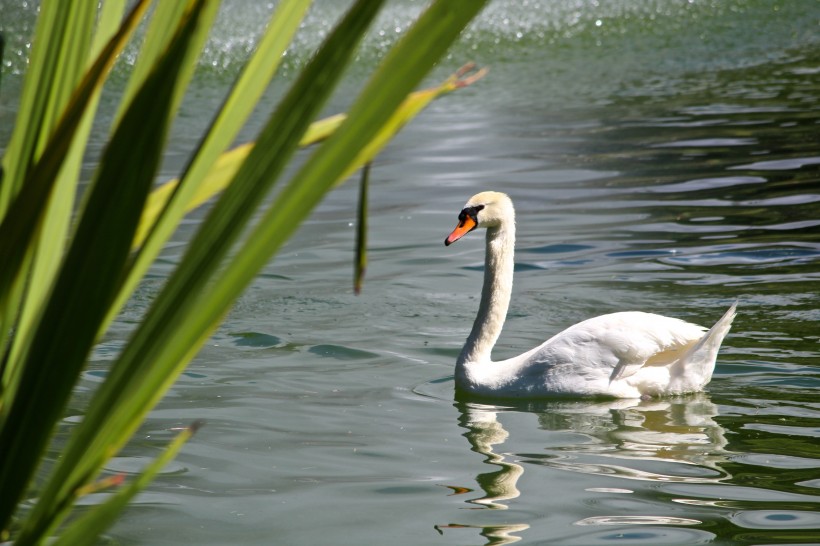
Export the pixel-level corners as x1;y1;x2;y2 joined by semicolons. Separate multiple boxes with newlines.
729;510;820;530
729;156;820;171
652;138;757;148
576;515;701;526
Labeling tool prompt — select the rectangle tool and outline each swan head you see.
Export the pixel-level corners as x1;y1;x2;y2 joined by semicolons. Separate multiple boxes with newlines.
445;191;515;246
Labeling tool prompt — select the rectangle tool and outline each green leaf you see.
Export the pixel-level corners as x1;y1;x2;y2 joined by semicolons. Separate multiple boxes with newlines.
51;422;201;546
91;0;490;469
113;2;190;125
132;66;486;250
0;0;147;400
4;1;214;540
0;0;95;211
106;2;491;454
0;0;489;542
354;162;370;295
108;0;312;333
0;0;131;422
0;0;150;413
216;0;491;290
132;110;345;250
23;0;388;539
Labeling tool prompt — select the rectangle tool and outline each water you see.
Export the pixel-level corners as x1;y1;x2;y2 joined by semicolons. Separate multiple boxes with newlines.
2;0;820;544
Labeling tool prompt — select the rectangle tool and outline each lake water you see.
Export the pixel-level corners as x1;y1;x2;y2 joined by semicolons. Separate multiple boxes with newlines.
2;0;820;544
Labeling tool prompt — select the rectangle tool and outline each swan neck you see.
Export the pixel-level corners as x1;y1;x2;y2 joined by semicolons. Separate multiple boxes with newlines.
458;223;515;366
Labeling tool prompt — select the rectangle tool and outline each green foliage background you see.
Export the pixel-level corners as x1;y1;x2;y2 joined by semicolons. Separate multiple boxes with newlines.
0;0;488;543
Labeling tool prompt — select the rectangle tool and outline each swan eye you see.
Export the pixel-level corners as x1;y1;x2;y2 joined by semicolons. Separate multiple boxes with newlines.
460;204;484;223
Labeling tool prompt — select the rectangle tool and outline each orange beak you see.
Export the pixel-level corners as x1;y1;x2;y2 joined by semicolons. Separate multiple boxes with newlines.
445;216;477;246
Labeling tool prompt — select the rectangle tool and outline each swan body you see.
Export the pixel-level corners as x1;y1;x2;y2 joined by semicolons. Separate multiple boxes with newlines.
444;191;736;399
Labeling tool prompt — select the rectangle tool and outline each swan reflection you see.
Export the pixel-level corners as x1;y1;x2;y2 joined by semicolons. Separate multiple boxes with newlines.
439;393;730;544
528;394;730;480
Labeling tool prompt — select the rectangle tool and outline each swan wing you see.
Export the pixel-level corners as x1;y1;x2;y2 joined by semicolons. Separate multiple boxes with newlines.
607;318;704;382
608;303;737;383
529;311;708;384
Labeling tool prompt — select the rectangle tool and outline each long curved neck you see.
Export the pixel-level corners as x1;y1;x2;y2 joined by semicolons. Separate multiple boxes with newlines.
457;222;515;366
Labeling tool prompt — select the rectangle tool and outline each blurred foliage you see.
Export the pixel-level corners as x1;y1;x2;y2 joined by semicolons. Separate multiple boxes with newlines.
0;0;488;543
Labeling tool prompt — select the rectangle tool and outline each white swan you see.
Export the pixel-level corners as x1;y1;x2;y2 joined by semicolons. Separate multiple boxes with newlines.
444;191;736;399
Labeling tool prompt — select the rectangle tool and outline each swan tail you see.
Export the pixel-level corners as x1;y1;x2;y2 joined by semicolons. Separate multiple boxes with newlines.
672;301;737;390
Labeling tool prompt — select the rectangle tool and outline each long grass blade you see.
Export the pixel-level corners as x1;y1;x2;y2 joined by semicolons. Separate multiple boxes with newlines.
0;0;136;392
0;0;94;211
109;0;312;332
51;422;201;546
333;63;488;185
116;0;491;423
208;0;491;303
0;0;151;423
102;0;490;451
0;0;489;542
0;0;150;392
354;162;370;294
113;2;189;125
28;0;388;533
1;0;131;415
132;67;486;250
133;110;345;249
4;2;213;540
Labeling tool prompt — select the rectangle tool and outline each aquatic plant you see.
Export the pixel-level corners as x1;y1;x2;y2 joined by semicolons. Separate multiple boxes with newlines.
0;0;488;543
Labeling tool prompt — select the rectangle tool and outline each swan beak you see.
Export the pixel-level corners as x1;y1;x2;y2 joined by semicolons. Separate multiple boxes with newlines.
445;216;477;246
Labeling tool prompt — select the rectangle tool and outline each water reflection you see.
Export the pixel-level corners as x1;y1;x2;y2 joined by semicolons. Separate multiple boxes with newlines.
441;394;731;544
434;522;530;546
529;395;731;482
457;404;526;510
